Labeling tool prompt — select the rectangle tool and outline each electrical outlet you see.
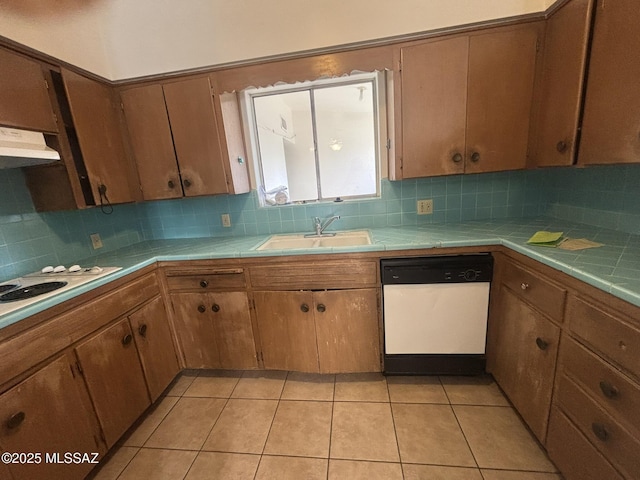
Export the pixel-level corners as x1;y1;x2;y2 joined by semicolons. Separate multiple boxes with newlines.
417;199;433;215
221;213;231;227
90;233;103;249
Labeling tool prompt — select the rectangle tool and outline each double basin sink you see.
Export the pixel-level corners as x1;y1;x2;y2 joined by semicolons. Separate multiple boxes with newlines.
256;230;372;251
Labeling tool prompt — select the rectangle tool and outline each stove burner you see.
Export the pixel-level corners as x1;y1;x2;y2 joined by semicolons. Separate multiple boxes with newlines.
0;284;18;294
0;282;68;302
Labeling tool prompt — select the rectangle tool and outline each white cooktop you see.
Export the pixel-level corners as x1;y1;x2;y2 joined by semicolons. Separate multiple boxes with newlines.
0;266;122;318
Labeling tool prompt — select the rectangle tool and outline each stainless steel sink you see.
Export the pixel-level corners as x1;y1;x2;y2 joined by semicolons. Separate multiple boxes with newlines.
256;230;372;250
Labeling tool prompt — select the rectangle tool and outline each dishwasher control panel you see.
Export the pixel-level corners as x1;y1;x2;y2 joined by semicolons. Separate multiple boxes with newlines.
381;254;493;284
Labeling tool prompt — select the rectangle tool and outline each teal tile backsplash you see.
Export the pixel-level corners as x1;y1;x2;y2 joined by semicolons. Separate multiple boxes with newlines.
0;170;143;280
1;163;638;281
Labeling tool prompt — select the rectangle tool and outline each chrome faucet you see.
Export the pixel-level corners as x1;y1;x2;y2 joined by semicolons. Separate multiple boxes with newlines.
306;215;341;237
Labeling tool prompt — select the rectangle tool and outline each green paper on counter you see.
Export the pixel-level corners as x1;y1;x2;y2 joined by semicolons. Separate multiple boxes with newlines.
527;231;564;247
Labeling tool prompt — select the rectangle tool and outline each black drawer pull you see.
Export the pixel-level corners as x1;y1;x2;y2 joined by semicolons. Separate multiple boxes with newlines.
138;324;148;337
6;411;25;429
452;152;463;163
599;381;619;399
200;280;209;288
197;304;206;313
212;303;220;313
317;304;326;313
122;334;133;346
535;337;548;350
300;304;309;313
592;422;609;442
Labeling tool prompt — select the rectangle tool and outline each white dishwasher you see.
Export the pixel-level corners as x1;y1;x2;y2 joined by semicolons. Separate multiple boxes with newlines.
381;254;493;375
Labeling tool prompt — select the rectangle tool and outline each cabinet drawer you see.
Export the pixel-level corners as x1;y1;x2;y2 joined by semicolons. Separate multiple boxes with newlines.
560;335;640;435
567;295;640;379
250;260;377;289
165;268;246;291
547;406;623;480
501;260;566;322
555;374;640;479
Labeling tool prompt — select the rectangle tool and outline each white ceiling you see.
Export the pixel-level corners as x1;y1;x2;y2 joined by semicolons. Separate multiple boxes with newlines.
0;0;556;81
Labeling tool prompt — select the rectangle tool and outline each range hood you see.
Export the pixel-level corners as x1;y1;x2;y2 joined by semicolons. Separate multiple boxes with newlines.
0;127;61;169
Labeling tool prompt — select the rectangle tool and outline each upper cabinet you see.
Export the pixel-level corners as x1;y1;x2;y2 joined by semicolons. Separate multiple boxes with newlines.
120;76;250;201
579;0;640;165
396;23;541;179
530;0;593;167
61;68;141;205
0;48;58;133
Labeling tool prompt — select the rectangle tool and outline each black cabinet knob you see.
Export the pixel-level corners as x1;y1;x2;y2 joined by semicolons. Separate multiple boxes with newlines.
200;280;209;288
197;304;206;313
592;422;609;442
452;153;463;163
212;303;220;313
183;179;192;188
168;180;175;189
317;304;326;313
556;141;568;153
6;411;25;429
138;324;148;337
122;334;133;346
535;337;548;350
300;304;309;313
599;381;619;399
471;152;480;163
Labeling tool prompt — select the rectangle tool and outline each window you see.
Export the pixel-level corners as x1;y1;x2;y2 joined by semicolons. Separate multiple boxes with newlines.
244;72;383;205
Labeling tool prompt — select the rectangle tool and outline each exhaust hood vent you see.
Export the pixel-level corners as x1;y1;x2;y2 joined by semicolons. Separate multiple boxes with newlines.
0;127;61;169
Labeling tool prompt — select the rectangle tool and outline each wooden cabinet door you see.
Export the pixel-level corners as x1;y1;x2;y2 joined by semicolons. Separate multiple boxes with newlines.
489;285;560;443
0;48;57;132
466;24;539;174
254;291;319;372
0;353;105;480
62;68;140;204
120;84;182;200
170;292;221;368
75;317;150;447
129;296;180;401
532;0;593;167
314;289;381;373
163;77;229;196
209;291;258;369
400;36;468;178
579;0;640;165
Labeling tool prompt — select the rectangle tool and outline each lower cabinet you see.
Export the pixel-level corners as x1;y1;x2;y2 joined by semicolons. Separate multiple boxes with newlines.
129;296;180;402
548;293;640;479
488;285;560;443
0;352;106;480
486;253;563;444
75;317;151;448
170;291;257;369
254;288;380;373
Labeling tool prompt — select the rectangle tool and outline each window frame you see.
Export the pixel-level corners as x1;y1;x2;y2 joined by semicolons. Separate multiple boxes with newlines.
242;71;386;206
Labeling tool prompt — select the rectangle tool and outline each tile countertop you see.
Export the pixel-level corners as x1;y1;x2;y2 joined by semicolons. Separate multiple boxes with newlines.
1;216;639;331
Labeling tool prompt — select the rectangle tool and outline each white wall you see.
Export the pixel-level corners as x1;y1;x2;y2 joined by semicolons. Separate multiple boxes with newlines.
0;0;552;81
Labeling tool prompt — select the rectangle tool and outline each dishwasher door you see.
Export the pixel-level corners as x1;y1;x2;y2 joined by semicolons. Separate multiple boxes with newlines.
381;254;493;375
383;282;490;355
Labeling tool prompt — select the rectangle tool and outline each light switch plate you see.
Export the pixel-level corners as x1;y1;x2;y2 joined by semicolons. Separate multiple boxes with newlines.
90;233;103;249
221;214;231;227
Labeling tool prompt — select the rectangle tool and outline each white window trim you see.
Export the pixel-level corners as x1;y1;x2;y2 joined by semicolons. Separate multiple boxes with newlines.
240;71;390;207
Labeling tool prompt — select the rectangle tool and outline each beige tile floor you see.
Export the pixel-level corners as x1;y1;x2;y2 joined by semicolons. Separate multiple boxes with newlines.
90;370;563;480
